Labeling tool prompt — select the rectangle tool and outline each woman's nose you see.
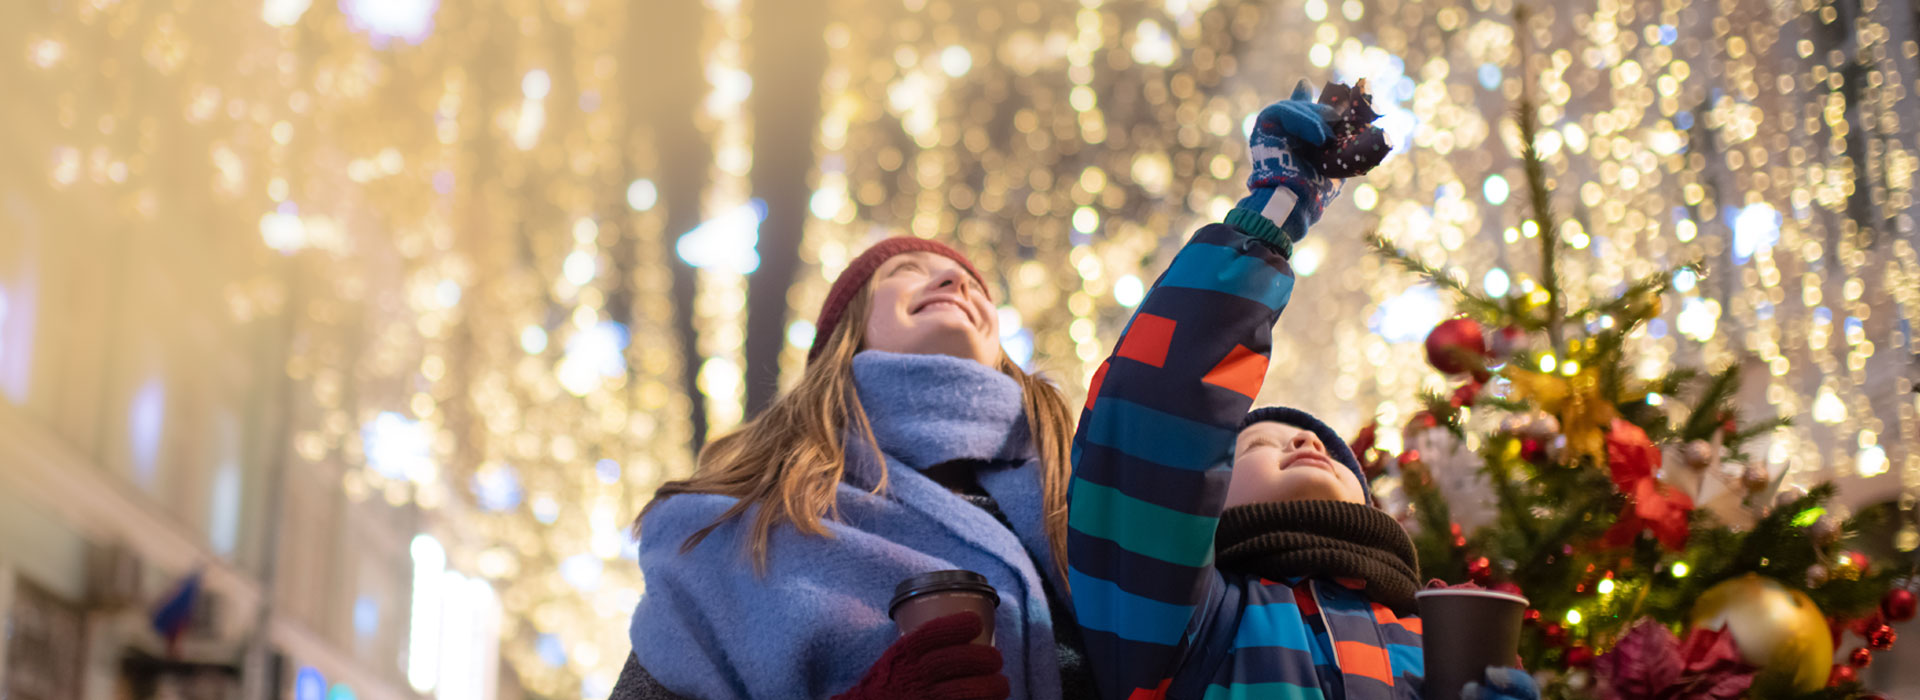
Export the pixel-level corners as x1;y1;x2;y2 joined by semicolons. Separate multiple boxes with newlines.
933;267;972;294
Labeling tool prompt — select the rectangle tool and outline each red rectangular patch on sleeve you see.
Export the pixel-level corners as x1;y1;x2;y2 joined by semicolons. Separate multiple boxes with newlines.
1126;678;1172;700
1200;343;1267;399
1114;313;1176;368
1085;361;1110;411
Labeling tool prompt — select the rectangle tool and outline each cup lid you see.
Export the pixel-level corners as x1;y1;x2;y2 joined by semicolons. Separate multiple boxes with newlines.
1414;588;1530;606
889;570;1000;617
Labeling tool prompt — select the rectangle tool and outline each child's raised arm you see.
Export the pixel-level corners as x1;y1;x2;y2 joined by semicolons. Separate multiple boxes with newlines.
1067;80;1347;700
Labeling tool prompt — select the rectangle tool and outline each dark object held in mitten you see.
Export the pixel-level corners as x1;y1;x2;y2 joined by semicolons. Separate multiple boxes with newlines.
1307;79;1393;178
831;612;1010;700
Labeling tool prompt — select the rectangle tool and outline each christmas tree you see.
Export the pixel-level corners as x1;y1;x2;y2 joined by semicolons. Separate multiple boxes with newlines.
1359;12;1912;698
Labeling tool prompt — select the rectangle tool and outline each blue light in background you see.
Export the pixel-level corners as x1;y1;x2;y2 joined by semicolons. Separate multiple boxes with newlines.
676;200;765;274
129;377;166;486
1369;285;1446;343
536;634;568;667
1732;203;1781;264
339;0;438;45
595;458;621;485
559;554;602;592
294;667;327;700
353;596;380;639
362;412;433;482
472;464;523;512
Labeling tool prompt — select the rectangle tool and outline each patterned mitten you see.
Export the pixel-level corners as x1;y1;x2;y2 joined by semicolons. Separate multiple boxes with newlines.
1227;79;1343;254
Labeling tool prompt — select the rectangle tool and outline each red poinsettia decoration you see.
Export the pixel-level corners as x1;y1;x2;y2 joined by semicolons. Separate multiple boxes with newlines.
1602;419;1694;551
1595;620;1756;700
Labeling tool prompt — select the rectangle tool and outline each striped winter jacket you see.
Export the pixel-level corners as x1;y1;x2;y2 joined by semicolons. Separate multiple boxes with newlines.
1068;223;1426;700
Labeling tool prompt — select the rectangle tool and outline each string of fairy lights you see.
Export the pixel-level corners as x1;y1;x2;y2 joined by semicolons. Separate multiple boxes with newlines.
8;0;1915;696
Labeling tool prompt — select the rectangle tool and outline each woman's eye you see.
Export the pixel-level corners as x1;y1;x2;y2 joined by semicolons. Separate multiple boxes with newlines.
889;261;925;276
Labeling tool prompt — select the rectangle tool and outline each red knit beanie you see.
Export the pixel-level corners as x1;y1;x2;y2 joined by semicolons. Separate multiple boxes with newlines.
808;237;985;363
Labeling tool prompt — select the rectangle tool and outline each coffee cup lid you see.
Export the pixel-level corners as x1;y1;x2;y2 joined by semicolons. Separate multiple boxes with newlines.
1414;588;1530;606
889;570;1000;617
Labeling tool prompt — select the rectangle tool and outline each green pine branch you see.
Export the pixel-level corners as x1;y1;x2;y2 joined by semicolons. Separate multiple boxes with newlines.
1564;261;1703;322
1644;367;1702;397
1728;415;1794;446
1365;233;1512;323
1679;363;1743;441
1511;13;1566;354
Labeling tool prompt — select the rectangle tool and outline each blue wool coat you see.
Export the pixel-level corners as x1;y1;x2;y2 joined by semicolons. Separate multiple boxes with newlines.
1069;223;1425;699
629;351;1066;700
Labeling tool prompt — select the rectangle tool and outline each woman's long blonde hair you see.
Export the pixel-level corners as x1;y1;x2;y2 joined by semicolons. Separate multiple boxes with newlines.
638;287;1076;580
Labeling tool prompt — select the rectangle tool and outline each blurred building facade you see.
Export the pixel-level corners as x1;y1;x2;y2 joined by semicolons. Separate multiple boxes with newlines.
0;222;504;699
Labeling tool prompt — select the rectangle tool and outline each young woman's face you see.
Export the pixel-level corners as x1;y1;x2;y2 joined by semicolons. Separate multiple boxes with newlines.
1225;421;1366;508
861;251;1001;366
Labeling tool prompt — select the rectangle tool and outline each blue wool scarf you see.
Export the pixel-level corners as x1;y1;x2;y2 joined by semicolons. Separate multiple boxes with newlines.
629;351;1065;700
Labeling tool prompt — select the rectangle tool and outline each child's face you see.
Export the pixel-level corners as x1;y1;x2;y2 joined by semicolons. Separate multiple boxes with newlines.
1225;422;1366;508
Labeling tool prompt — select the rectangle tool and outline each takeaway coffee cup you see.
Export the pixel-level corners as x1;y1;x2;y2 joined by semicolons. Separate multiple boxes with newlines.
889;570;999;646
1414;588;1529;700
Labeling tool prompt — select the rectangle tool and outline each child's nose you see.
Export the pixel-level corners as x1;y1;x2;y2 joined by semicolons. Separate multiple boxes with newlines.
1290;432;1325;453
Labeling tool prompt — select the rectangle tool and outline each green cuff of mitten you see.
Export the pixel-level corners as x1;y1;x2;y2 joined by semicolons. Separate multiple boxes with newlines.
1225;207;1295;259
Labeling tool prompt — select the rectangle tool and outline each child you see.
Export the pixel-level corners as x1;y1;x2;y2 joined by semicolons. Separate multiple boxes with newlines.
1067;82;1535;700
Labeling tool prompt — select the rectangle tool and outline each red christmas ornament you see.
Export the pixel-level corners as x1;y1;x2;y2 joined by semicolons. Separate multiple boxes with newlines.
1565;644;1595;668
1542;622;1567;647
1425;318;1489;376
1867;623;1896;651
1524;608;1542;624
1881;589;1917;623
1849;647;1873;668
1846;551;1872;571
1828;664;1856;686
1493;581;1524;596
1850;613;1884;636
1468;556;1493;584
1519;438;1546;462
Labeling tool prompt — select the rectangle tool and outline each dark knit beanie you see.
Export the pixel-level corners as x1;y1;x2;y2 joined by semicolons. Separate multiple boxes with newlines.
1241;406;1371;505
808;237;985;363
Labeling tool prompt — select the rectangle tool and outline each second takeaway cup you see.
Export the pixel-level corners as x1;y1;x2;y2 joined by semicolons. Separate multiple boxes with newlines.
1414;588;1529;700
888;570;1000;647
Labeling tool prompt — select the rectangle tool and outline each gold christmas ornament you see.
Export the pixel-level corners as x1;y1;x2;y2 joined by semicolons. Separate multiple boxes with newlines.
1689;575;1834;693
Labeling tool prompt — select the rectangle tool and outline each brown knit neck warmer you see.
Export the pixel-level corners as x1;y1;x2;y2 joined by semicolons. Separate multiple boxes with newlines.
1215;500;1422;615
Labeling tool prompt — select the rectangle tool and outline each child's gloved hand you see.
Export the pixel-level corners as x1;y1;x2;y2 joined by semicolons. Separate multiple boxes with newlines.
1460;666;1540;700
1229;79;1343;253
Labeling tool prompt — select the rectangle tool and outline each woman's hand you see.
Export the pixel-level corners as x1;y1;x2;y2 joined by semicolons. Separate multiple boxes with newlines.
1231;79;1343;250
1461;666;1541;700
831;613;1009;700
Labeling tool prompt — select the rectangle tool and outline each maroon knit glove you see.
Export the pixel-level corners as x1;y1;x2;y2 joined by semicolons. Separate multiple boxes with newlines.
831;613;1009;700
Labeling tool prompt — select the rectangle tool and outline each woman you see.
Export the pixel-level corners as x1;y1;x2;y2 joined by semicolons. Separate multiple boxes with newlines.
619;237;1094;699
